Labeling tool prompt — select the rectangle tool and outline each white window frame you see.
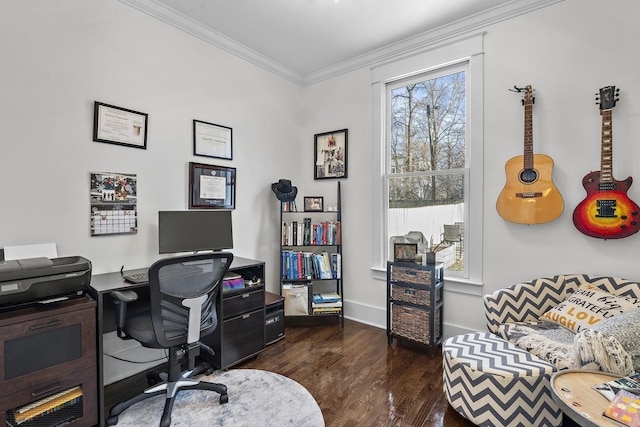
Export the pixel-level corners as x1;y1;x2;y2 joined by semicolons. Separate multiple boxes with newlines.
371;34;484;288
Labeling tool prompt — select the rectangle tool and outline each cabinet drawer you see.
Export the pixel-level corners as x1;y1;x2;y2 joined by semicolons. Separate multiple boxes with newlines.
0;366;97;427
223;288;264;318
391;284;432;306
391;265;432;286
390;303;441;345
0;303;96;394
222;309;264;367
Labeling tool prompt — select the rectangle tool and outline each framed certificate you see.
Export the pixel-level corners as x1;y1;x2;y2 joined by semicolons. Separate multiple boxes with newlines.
193;120;233;160
93;102;148;149
189;162;236;209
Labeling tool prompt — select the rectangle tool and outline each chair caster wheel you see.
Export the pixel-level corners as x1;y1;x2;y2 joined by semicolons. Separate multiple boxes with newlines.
220;394;229;404
205;366;214;375
106;415;119;426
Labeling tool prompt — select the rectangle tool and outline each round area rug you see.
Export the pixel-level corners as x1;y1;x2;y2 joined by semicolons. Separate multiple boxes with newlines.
113;369;324;427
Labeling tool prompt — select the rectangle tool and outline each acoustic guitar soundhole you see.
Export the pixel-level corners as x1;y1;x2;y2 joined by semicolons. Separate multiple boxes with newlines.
519;168;538;184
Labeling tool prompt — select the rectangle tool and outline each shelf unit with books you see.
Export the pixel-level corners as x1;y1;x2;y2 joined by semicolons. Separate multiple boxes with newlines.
279;181;343;325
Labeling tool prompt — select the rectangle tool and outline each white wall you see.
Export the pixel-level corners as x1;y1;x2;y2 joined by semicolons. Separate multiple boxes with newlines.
3;0;640;336
0;0;303;291
302;0;640;334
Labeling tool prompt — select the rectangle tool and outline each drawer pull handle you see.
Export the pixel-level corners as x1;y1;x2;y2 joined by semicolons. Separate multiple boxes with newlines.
32;383;63;398
30;320;62;331
404;289;417;296
242;293;250;299
242;314;250;319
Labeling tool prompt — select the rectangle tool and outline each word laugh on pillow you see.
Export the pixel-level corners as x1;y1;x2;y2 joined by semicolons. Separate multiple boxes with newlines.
540;285;640;333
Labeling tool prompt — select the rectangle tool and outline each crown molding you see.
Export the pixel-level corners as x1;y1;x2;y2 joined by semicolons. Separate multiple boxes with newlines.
119;0;564;87
118;0;305;85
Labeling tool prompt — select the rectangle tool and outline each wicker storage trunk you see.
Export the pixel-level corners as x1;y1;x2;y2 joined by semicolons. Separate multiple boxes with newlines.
386;261;443;356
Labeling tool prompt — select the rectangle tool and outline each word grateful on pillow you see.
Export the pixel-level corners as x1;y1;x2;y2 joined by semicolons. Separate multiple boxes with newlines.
540;285;640;333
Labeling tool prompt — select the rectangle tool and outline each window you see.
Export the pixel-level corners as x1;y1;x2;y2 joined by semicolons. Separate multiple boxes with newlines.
371;34;483;285
386;65;467;276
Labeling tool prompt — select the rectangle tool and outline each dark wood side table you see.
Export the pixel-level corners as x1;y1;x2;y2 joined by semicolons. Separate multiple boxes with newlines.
551;369;621;427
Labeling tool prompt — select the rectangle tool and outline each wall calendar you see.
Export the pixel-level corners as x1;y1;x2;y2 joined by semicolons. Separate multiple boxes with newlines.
90;172;137;235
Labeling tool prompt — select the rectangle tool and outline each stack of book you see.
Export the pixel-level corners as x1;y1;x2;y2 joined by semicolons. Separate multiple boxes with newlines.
312;292;342;315
593;372;640;427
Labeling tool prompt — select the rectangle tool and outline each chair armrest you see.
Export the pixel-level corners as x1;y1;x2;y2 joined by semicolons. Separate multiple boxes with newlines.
110;290;138;339
484;275;567;334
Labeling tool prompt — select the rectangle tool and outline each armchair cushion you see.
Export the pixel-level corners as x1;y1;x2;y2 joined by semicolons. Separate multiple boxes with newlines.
574;308;640;375
539;285;640;333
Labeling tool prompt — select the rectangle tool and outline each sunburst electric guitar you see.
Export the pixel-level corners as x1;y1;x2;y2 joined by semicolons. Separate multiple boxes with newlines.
496;85;564;224
572;86;640;239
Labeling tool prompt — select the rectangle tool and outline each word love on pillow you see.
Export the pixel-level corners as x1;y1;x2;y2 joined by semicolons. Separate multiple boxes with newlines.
540;285;640;333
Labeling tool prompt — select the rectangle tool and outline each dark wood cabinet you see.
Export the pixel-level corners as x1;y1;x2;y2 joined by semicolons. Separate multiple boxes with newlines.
387;261;443;357
0;297;97;427
203;257;266;370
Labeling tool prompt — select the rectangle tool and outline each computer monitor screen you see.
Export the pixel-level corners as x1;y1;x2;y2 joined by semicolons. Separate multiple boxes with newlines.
158;210;233;254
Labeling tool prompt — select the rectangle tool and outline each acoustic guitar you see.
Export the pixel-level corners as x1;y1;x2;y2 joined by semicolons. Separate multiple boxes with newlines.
572;86;640;239
496;85;564;224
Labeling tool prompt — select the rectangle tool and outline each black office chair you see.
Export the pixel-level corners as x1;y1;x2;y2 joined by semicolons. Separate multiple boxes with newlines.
106;252;233;427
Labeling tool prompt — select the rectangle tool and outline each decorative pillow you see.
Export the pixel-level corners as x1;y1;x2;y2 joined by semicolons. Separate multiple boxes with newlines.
574;308;640;375
539;285;640;333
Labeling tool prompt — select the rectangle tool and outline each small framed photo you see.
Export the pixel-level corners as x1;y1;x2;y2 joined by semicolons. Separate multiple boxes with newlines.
93;101;148;149
189;162;236;209
394;243;418;263
314;128;347;179
193;120;233;160
304;196;324;212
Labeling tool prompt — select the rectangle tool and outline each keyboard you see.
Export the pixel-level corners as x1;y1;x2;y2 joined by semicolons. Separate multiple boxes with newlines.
120;267;149;284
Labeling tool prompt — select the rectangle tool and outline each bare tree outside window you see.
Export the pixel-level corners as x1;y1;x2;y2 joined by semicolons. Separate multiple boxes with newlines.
387;69;467;272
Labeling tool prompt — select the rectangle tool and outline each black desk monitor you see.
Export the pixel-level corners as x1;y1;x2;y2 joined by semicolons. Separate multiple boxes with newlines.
158;210;233;254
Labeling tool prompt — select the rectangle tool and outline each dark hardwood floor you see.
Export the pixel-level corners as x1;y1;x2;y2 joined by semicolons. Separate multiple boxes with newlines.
238;319;474;427
106;319;578;426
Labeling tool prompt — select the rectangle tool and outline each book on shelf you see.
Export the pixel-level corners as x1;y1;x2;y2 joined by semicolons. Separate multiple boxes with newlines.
603;389;640;427
313;292;341;303
282;250;340;280
593;373;640;401
312;301;342;308
313;306;342;314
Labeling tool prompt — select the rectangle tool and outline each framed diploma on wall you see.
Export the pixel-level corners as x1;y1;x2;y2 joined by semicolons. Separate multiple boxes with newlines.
189;162;236;209
193;120;233;160
93;101;148;149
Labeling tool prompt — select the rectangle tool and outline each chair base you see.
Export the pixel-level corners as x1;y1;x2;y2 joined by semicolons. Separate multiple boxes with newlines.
106;347;227;427
106;378;228;427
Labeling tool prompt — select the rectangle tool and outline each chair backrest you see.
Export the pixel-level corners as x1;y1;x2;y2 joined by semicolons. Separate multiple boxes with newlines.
147;252;233;348
443;224;462;242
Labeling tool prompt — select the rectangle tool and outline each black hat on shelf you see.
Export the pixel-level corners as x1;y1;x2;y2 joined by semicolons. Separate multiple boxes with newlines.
271;179;298;202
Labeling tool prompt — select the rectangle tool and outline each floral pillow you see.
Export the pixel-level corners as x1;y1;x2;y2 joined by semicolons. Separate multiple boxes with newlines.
539;285;640;333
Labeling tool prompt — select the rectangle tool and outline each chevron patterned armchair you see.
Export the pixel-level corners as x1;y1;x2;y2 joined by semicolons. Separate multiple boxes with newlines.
483;274;640;374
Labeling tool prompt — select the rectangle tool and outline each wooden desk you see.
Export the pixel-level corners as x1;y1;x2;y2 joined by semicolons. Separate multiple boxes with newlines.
551;370;620;427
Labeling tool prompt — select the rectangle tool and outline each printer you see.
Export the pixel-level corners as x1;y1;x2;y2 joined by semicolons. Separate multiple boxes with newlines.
0;256;92;311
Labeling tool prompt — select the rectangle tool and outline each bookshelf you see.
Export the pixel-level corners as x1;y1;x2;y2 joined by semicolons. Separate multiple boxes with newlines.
279;181;343;324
